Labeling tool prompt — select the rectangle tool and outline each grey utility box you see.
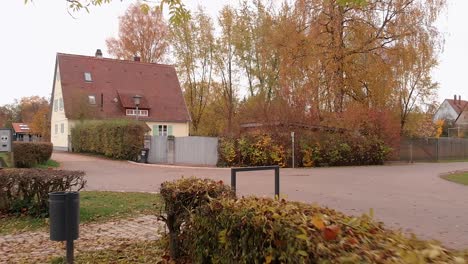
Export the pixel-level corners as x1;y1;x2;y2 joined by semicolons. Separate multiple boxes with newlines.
0;128;12;152
49;192;80;241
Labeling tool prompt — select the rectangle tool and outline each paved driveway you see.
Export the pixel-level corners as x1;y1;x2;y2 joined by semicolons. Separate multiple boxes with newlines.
53;152;468;249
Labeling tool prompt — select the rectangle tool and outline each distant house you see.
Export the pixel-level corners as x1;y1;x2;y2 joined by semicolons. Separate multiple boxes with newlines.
433;95;468;123
50;50;191;151
455;109;468;127
11;123;39;142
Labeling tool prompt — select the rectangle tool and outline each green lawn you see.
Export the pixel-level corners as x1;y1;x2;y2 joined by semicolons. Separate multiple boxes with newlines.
34;159;61;169
442;172;468;185
0;191;161;235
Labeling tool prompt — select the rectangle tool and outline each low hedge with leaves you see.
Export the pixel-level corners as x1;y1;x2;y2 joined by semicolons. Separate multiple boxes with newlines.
218;133;391;167
160;178;467;263
13;142;53;168
71;119;149;160
299;134;391;167
218;134;287;167
0;169;86;217
159;177;234;260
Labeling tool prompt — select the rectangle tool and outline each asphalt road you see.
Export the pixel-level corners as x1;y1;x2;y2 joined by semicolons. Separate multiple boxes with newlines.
53;152;468;249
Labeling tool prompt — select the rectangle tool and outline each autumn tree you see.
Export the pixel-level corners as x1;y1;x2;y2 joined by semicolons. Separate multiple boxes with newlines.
254;0;446;135
234;1;280;102
171;7;215;134
0;96;49;139
106;1;169;63
167;0;445;139
18;96;49;124
30;106;51;141
29;0;191;24
213;6;239;135
0;104;20;128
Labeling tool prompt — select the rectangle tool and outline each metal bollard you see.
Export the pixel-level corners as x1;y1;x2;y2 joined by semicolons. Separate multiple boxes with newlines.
49;192;80;264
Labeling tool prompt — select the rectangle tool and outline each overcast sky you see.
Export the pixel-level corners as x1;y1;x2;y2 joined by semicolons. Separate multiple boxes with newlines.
0;0;466;106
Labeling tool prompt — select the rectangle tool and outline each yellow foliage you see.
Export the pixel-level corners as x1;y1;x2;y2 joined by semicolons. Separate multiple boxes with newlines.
435;119;444;138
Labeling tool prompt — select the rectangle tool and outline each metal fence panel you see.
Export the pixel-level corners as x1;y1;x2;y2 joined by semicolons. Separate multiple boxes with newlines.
175;136;218;166
148;136;168;164
399;137;468;162
399;138;437;162
437;137;468;160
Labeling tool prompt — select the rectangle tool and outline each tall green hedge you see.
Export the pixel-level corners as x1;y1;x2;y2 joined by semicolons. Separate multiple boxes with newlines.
70;120;149;160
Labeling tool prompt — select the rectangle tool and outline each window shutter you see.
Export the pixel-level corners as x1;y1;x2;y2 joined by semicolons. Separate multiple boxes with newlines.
168;125;173;136
153;125;159;136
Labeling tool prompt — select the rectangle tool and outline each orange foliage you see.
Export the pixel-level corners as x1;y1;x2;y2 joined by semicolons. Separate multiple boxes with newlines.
106;1;169;63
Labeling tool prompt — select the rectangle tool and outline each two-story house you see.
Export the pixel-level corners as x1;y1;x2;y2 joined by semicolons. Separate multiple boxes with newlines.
433;95;468;122
50;50;190;151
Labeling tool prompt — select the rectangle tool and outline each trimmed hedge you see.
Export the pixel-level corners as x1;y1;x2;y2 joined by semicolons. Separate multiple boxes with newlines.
0;169;86;217
218;133;391;167
159;177;234;260
160;178;467;263
299;134;391;167
71;120;149;160
13;142;53;168
218;134;287;167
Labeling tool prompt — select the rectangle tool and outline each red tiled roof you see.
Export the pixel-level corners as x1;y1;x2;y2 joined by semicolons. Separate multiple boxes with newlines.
54;53;190;122
446;99;468;115
117;91;151;109
11;123;31;134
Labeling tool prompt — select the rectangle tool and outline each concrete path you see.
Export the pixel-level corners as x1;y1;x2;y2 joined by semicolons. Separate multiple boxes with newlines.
0;215;162;263
53;152;468;249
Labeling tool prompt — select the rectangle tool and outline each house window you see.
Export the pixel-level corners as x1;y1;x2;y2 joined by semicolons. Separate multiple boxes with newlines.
59;98;64;111
54;99;58;112
55;124;58;134
125;109;148;116
88;95;96;105
158;125;168;136
61;123;64;133
84;72;92;82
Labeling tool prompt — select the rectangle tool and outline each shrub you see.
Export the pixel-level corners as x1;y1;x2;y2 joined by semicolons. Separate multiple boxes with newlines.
159;177;234;260
218;133;391;168
217;138;236;166
218;134;287;167
0;169;86;217
71;119;149;160
158;178;466;263
13;142;53;168
187;197;466;263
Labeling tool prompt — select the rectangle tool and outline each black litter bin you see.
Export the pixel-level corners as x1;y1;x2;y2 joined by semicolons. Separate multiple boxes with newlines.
138;148;149;163
49;192;80;241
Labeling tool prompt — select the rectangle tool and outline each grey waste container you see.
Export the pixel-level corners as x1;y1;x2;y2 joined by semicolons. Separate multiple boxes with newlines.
49;192;80;241
138;148;149;163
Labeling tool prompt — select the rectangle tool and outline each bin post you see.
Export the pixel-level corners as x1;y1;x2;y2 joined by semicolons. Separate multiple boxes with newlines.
66;193;74;264
274;166;280;197
231;169;236;193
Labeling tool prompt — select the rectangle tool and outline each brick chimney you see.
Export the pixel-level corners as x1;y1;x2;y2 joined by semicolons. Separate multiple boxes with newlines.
95;49;103;58
133;56;141;62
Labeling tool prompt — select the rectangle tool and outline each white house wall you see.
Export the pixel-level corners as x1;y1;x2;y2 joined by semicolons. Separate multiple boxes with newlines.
456;111;468;126
145;121;189;137
50;67;70;151
433;100;459;122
